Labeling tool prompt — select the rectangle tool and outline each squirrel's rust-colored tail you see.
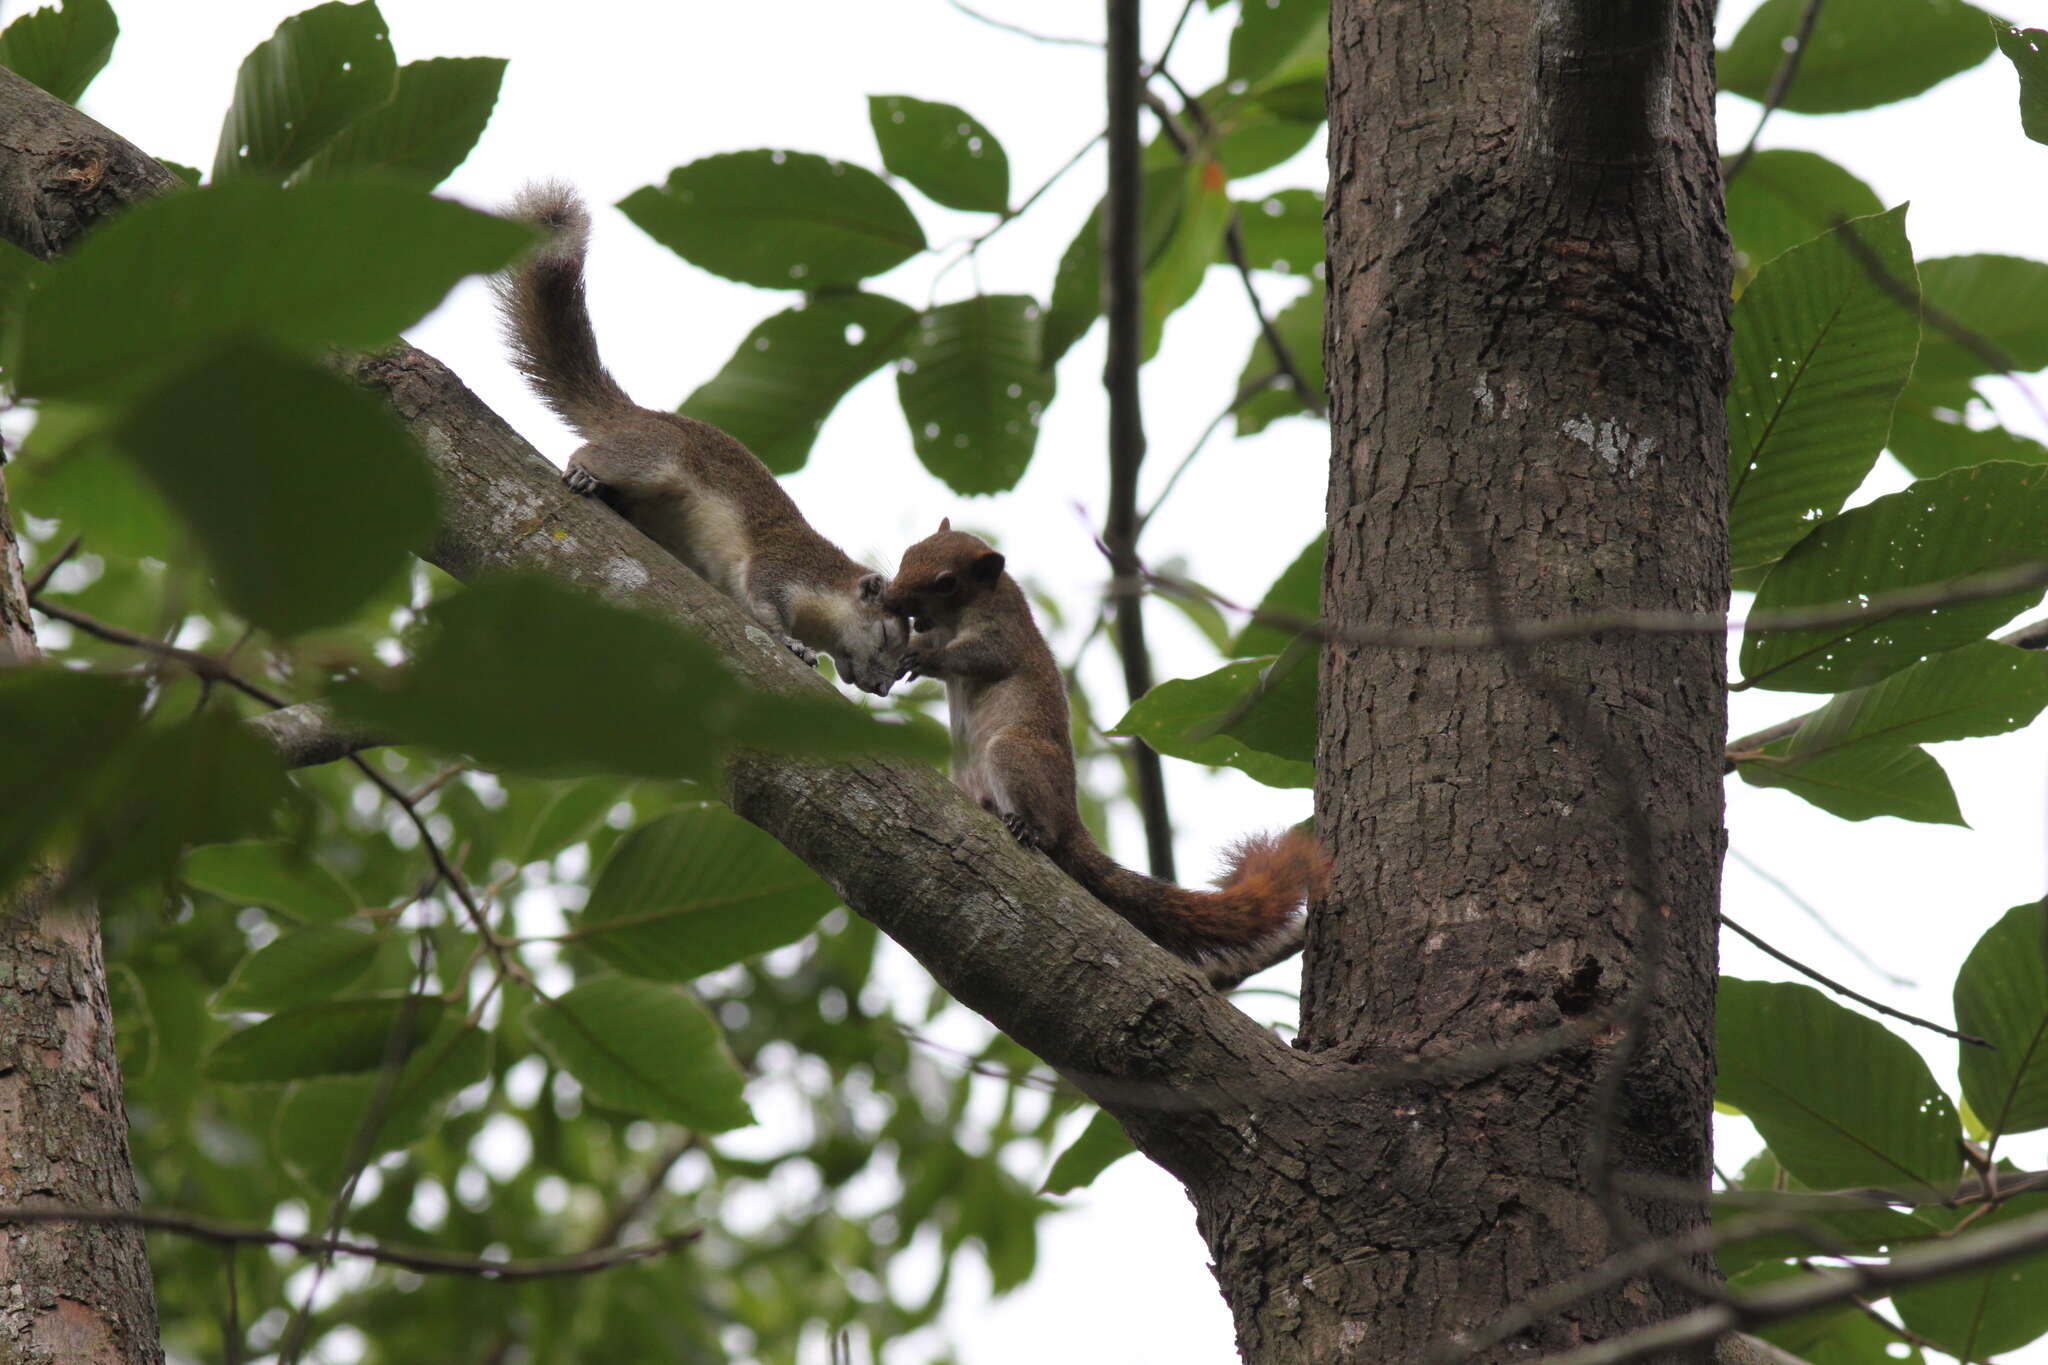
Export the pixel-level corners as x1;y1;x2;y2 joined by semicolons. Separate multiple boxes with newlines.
494;181;636;435
1051;828;1327;984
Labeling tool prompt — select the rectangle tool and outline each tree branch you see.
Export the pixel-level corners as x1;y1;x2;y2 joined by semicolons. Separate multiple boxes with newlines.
1721;0;1826;183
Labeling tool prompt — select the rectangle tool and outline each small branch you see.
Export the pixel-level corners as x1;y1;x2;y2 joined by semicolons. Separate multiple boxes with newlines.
246;702;392;769
929;130;1103;300
0;1204;700;1280
944;0;1100;48
24;533;79;598
1722;0;1826;183
1719;912;1988;1047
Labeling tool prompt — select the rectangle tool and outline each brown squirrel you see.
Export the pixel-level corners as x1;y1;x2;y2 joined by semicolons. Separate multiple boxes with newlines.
884;521;1326;982
495;182;907;695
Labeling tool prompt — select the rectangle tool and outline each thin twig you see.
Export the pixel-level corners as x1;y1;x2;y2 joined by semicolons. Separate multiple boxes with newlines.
25;534;79;598
1725;846;1913;987
929;130;1104;299
1153;0;1200;72
944;0;1100;48
1722;0;1825;183
1719;912;1987;1046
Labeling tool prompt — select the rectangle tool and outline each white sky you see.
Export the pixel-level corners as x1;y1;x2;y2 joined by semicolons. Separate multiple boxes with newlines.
69;1;2048;1362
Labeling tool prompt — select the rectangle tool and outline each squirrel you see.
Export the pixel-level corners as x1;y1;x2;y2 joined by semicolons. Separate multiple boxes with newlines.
883;521;1326;983
494;181;907;696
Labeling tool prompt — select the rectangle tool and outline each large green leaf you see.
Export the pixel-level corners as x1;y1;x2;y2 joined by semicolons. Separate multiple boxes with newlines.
1888;403;2048;478
1913;254;2048;387
1042;165;1183;367
1719;0;1995;114
1895;1183;2048;1359
1041;1109;1136;1194
112;341;436;635
526;977;752;1130
1735;739;1965;825
1956;903;2048;1137
1141;157;1232;359
1717;978;1961;1196
0;669;142;893
1741;463;2048;692
868;95;1009;214
1234;282;1325;435
1110;651;1316;787
273;1022;490;1187
293;56;507;190
680;292;916;474
205;994;446;1083
213;926;382;1012
1231;533;1323;656
332;575;940;779
1232;188;1324;279
1723;150;1883;270
182;840;358;922
574;807;838;981
620;151;926;290
1996;25;2048;145
0;0;116;103
1786;641;2048;757
895;294;1053;495
1726;207;1919;571
213;1;399;183
18;182;531;399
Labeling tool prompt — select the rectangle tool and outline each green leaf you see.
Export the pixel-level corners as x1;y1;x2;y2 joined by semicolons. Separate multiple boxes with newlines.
18;182;532;400
0;0;116;104
214;926;381;1012
1234;282;1325;435
1741;463;2048;692
575;807;838;981
1888;402;2048;478
1777;1308;1928;1365
620;151;926;291
332;575;940;779
1735;739;1965;825
1956;903;2048;1137
1719;0;1995;114
1042;165;1182;367
0;669;142;893
213;1;399;184
111;341;436;635
680;292;917;474
1141;158;1232;359
274;1022;490;1186
1228;0;1328;87
1785;641;2048;759
1041;1109;1137;1194
1723;150;1883;270
1712;1190;1938;1277
1200;82;1321;178
293;56;507;190
518;778;626;864
1727;206;1919;571
1716;978;1961;1196
1996;25;2048;145
526;977;752;1130
1894;1183;2048;1359
896;294;1053;495
1111;653;1316;787
181;841;358;922
1232;188;1323;279
205;994;446;1083
1231;533;1323;656
7;431;179;562
1913;255;2048;388
868;95;1009;214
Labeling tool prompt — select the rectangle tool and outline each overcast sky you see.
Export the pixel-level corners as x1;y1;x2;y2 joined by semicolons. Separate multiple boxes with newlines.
69;1;2048;1362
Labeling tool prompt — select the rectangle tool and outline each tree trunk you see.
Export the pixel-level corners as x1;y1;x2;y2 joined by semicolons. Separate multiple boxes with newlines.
0;470;164;1362
1185;3;1732;1360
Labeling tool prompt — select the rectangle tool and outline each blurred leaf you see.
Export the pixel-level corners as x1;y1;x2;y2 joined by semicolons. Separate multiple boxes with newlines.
274;1022;490;1186
1231;188;1323;278
1888;402;2048;477
1228;0;1327;87
868;94;1009;214
1895;1182;2048;1359
1719;0;1995;114
1913;254;2048;387
526;977;752;1130
681;292;916;474
18;182;531;399
213;0;399;183
214;926;381;1012
1199;82;1320;178
206;994;446;1082
1112;654;1316;787
1735;738;1965;825
1776;1308;1928;1365
112;341;436;635
1956;902;2048;1137
1727;207;1918;571
182;840;358;922
1234;281;1324;435
293;56;507;190
518;778;627;864
1041;1109;1136;1194
0;669;142;892
1042;165;1182;367
333;575;941;779
1151;558;1235;652
1141;157;1231;359
1712;1190;1938;1277
1717;978;1961;1195
0;0;116;103
896;294;1053;495
8;432;180;563
1231;533;1323;656
1996;25;2048;144
621;150;925;290
1741;463;2048;692
1723;150;1882;269
575;807;838;981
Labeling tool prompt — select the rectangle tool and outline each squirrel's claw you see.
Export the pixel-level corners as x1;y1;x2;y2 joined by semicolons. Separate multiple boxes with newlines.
783;638;819;667
564;466;603;496
1001;811;1042;850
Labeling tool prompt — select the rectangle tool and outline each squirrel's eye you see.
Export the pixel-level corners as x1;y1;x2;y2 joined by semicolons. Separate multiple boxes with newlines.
934;572;958;593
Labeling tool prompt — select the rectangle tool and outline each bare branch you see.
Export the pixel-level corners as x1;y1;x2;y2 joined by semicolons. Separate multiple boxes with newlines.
1719;912;1987;1046
1722;0;1825;183
1725;846;1913;987
944;0;1100;49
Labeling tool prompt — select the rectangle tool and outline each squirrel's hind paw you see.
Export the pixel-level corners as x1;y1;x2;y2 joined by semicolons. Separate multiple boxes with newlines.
564;466;603;496
783;638;820;667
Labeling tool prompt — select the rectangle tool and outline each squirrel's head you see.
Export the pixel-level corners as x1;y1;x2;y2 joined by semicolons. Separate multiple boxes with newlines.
883;518;1006;632
835;571;911;697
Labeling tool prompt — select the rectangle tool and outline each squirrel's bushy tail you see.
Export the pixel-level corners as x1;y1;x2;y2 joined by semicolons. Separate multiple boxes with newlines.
1052;828;1327;985
494;181;635;435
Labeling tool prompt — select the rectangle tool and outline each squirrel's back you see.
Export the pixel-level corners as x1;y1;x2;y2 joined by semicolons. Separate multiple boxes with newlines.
494;181;636;434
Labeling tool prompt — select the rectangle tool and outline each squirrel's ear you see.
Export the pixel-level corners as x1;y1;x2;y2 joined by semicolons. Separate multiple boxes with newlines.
938;517;951;533
858;572;886;604
970;550;1005;583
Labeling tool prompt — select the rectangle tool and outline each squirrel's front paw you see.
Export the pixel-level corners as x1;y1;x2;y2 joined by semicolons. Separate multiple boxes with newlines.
783;637;820;667
895;651;930;683
564;466;603;496
1001;811;1043;850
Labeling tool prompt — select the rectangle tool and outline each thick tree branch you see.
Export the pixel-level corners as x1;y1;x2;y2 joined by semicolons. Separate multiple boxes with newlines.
246;702;390;768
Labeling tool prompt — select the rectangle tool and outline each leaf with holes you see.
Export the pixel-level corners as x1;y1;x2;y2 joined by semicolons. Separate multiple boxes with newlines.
1723;151;1882;270
1726;206;1918;571
293;56;506;190
1956;903;2048;1137
896;294;1053;495
213;1;398;183
868;94;1009;214
681;292;916;474
1720;0;1995;114
526;977;752;1130
1785;641;2048;759
0;0;116;104
1741;463;2048;692
1717;978;1961;1195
